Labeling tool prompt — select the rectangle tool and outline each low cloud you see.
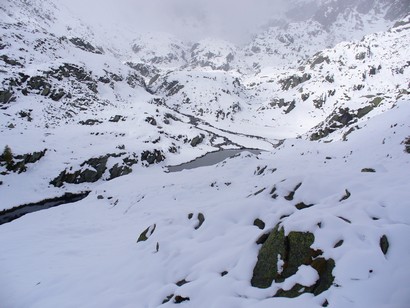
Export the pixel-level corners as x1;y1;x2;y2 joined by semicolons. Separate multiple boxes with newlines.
61;0;295;43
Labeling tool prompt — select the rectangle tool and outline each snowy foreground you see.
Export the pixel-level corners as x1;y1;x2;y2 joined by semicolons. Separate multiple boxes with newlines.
1;101;409;308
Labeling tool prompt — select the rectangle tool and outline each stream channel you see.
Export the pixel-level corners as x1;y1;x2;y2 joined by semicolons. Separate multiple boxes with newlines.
0;191;90;225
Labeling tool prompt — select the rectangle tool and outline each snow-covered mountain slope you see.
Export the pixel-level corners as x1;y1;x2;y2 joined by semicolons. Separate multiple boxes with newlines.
1;99;409;308
1;0;410;307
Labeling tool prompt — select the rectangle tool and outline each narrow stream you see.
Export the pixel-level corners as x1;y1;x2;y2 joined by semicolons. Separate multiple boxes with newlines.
166;148;261;172
0;191;90;225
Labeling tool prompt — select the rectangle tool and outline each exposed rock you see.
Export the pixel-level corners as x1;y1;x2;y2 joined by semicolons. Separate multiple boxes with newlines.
253;218;266;230
190;134;205;147
355;52;367;60
339;189;351;202
310;107;358;140
194;213;205;230
284;183;302;201
280;73;311;90
28;76;51;91
252;224;335;297
281;231;315;279
357;105;373;118
301;93;310;101
50;89;65;101
371;97;384;107
325;75;334;83
79;119;102;126
109;164;132;180
274;283;308;298
164;80;184;96
51;153;126;187
295;202;314;210
145;116;157;126
1;149;47;174
0;55;23;67
126;73;146;89
176;279;189;287
72;153;133;184
174;295;190;304
137;224;156;242
162;294;174;304
310;258;336;295
270;185;278;199
69;37;103;54
251;225;286;288
313;95;326;109
332;108;353;125
126;62;159;79
256;233;270;245
141;149;165;164
284;101;296;114
309;53;330;69
361;168;376;173
98;76;110;84
380;235;389;255
109;115;124;122
15;149;47;164
41;87;51;96
254;166;267;175
0;90;16;104
403;137;410;153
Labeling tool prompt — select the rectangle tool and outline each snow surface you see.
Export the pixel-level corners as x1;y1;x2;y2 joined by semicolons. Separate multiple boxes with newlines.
1;0;410;307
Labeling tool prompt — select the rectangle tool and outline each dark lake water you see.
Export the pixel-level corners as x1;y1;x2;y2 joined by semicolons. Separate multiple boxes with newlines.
0;192;90;225
167;149;261;172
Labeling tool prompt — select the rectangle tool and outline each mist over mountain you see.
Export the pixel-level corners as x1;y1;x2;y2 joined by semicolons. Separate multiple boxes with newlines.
57;0;410;44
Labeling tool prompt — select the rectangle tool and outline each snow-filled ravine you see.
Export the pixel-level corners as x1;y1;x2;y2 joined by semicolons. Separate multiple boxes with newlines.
1;100;409;308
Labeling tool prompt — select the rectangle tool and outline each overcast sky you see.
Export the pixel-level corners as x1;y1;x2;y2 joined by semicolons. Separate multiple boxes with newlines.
61;0;298;43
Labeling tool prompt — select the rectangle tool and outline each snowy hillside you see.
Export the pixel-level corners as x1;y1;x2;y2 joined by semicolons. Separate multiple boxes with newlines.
1;0;410;307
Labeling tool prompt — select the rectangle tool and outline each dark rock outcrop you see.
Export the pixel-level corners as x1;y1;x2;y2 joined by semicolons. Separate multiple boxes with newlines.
69;37;104;54
280;73;311;90
137;224;156;242
141;149;165;164
380;235;389;255
190;134;205;147
50;153;138;187
1;149;47;174
253;219;266;230
251;224;335;297
0;90;16;104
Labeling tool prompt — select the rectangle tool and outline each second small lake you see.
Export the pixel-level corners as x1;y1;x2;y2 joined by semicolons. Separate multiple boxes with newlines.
167;149;261;172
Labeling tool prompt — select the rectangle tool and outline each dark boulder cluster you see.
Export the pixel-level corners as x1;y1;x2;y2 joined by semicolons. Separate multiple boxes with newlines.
190;134;205;147
0;147;46;174
141;149;165;165
50;153;138;187
68;37;104;54
251;224;335;298
279;73;311;91
310;107;357;140
0;89;15;105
